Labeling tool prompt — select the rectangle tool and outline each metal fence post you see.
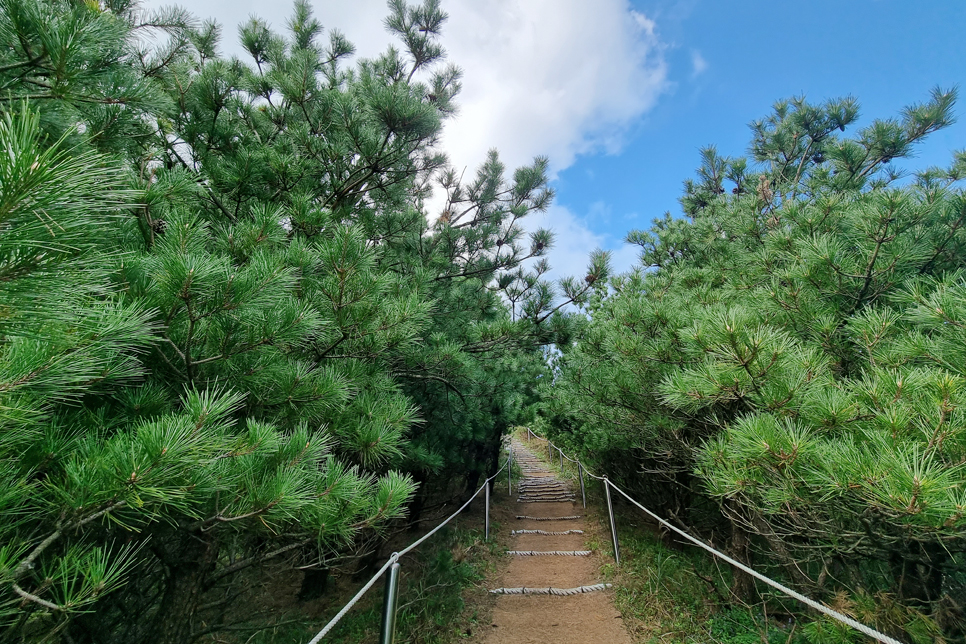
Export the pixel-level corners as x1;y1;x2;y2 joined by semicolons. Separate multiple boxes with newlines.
578;461;586;508
379;560;401;644
508;445;512;496
548;443;553;463
603;478;620;565
484;479;491;541
558;447;563;470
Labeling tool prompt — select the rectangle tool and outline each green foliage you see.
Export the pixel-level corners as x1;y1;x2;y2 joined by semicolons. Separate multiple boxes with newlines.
0;0;194;156
706;608;808;644
0;0;596;641
276;526;496;644
547;90;966;642
606;527;716;642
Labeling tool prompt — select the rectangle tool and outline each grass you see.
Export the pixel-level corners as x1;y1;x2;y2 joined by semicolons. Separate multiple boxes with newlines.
244;521;507;644
588;508;830;644
510;429;806;644
335;524;505;644
592;522;718;643
238;453;519;644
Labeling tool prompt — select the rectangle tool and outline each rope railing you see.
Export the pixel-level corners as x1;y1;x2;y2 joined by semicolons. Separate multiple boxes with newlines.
307;454;511;644
520;428;904;644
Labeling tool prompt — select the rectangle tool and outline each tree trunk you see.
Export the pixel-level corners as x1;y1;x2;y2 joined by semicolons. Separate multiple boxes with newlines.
728;512;757;603
465;442;485;492
298;568;330;602
892;543;947;606
407;472;429;530
155;534;219;644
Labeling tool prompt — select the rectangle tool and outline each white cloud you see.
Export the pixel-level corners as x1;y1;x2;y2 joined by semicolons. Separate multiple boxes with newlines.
142;0;664;278
531;205;603;279
609;240;641;274
440;0;667;175
146;0;666;175
690;49;708;77
630;9;657;35
530;204;640;283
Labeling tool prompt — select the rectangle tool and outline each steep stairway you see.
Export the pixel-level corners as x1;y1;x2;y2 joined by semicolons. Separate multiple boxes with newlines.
480;438;631;644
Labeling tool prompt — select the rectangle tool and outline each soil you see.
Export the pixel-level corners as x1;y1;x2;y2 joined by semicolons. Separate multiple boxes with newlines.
477;438;632;644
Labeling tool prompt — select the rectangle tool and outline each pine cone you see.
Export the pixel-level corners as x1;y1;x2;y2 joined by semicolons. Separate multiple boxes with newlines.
757;176;773;203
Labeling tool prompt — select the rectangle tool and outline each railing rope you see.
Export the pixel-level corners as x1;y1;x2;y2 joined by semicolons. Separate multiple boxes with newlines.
306;555;398;644
320;429;905;644
508;443;513;496
519;429;905;644
307;455;510;642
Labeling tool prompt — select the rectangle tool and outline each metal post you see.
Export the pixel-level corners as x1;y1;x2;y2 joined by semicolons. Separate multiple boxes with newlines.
484;480;491;541
548;443;553;463
578;461;586;508
603;478;620;565
558;447;563;470
379;561;401;644
508;445;512;496
527;428;532;442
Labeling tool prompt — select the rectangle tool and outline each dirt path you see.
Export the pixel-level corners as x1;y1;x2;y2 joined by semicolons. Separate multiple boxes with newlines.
480;438;632;644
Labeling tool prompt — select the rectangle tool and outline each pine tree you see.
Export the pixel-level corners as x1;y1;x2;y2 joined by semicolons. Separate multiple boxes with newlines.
547;90;966;641
0;104;416;644
0;3;415;641
152;0;604;505
1;1;597;641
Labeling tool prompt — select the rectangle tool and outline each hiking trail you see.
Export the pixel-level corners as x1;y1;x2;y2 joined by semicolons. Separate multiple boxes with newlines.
479;437;632;644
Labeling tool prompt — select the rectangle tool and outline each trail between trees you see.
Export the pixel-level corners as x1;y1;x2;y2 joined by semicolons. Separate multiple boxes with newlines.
480;438;632;644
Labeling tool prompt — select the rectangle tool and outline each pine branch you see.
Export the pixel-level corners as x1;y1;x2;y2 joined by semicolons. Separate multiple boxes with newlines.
13;501;127;581
204;539;311;588
12;582;63;612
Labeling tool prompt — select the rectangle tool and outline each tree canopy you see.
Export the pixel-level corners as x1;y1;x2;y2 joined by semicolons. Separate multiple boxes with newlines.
3;1;965;643
545;89;966;643
0;1;601;641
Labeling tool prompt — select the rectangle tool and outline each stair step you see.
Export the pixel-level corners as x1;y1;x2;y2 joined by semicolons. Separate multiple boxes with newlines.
517;497;575;503
506;550;593;556
511;529;584;535
489;584;611;595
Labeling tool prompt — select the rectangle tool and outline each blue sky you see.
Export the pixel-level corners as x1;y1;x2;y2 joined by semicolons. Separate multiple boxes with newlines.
555;0;966;268
146;0;966;277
